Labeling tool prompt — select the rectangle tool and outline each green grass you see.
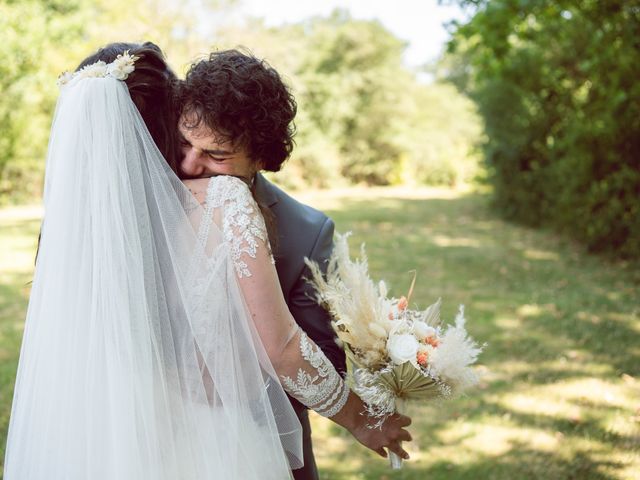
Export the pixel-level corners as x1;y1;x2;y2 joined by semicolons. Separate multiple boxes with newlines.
1;190;639;479
0;206;41;479
296;187;640;480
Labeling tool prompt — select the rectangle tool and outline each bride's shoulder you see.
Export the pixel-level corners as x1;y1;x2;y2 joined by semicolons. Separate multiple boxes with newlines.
210;175;250;190
183;177;210;205
207;175;253;206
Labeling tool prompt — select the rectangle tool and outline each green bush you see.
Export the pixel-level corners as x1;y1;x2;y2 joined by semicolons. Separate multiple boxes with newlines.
446;0;640;258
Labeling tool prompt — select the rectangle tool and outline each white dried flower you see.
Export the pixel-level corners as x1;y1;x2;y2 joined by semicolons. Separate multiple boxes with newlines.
107;51;137;80
388;318;412;337
413;321;437;340
378;280;388;297
56;71;74;87
428;305;482;394
55;52;138;89
387;334;419;366
79;61;107;79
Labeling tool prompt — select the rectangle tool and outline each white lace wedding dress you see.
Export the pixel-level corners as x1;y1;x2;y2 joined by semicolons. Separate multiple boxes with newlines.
3;68;349;479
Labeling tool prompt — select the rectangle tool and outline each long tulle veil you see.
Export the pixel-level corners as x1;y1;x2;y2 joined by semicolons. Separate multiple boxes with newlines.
3;75;302;479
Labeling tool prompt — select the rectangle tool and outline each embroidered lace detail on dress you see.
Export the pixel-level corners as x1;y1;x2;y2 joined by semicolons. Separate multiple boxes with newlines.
184;194;219;339
199;175;349;418
197;189;216;249
204;176;274;278
280;332;350;418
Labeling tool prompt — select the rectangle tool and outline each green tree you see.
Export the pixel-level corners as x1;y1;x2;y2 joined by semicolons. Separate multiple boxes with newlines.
293;11;411;184
0;0;236;204
1;4;483;201
0;0;89;203
445;0;640;257
218;10;483;188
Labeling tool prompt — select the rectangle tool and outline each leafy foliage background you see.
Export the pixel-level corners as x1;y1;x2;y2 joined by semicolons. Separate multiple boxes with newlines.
2;0;637;258
0;2;481;200
443;0;640;258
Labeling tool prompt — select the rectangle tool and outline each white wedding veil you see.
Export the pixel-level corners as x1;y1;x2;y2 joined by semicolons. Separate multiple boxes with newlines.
4;65;302;478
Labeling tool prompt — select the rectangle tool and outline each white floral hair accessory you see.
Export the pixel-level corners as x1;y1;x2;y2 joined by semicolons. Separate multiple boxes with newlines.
57;50;140;88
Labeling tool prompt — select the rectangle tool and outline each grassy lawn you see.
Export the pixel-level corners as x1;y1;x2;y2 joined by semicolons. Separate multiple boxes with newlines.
1;189;639;479
0;206;42;480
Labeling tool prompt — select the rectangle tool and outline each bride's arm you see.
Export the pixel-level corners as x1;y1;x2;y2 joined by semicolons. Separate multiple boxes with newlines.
215;176;411;459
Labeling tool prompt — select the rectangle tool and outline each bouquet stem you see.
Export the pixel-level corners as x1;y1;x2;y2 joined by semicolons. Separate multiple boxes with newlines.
389;398;406;470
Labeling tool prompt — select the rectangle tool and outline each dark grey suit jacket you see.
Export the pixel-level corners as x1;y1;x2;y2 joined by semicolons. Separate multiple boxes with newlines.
253;173;347;412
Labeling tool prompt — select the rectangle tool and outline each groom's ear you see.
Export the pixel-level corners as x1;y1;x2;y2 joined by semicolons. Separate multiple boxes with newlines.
254;159;265;173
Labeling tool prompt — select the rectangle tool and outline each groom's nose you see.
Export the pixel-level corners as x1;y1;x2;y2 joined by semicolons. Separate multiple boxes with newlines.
180;147;203;175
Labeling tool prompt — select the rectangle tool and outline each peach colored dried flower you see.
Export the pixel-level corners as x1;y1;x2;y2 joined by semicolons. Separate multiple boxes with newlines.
417;351;429;366
397;296;408;311
426;337;440;348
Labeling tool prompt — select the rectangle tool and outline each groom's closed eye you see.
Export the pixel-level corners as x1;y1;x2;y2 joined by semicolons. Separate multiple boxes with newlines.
203;149;234;161
180;137;233;160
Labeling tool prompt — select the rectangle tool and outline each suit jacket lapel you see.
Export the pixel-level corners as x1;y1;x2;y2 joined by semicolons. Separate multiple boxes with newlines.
253;173;279;207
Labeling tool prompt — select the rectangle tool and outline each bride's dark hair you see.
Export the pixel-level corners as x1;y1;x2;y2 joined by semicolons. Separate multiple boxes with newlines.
77;42;180;172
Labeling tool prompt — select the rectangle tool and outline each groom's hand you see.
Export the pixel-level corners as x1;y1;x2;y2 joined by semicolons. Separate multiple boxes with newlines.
351;411;413;460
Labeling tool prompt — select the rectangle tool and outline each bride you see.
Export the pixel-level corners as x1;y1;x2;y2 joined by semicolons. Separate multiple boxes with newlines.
3;43;411;479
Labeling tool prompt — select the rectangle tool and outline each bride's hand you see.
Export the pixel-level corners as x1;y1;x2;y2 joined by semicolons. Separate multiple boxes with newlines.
350;411;413;460
329;391;412;459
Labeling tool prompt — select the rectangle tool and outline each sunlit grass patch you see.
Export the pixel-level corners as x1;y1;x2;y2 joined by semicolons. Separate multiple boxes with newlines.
0;206;41;477
1;190;639;480
295;187;640;480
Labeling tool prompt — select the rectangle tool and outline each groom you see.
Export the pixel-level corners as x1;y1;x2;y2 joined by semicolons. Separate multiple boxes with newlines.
176;50;345;480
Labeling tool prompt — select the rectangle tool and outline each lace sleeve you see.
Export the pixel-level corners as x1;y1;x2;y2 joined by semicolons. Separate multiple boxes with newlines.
204;176;274;277
206;176;350;417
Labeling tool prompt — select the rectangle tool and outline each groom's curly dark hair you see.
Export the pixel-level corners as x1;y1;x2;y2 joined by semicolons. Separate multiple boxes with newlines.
177;49;297;172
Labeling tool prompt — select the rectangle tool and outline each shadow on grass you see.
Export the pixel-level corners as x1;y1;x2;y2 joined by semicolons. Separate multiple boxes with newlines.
410;447;623;480
316;191;639;479
2;195;640;479
326;193;639;374
319;404;633;479
319;449;623;480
